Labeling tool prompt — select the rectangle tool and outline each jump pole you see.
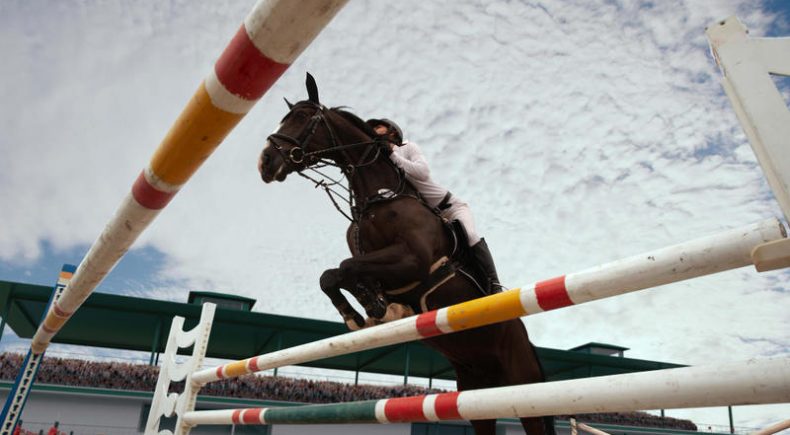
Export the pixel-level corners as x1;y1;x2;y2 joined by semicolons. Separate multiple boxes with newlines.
2;0;349;432
751;419;790;435
181;357;790;426
191;218;786;385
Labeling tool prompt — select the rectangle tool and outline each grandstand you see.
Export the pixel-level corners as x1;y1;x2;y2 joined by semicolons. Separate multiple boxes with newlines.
0;280;744;435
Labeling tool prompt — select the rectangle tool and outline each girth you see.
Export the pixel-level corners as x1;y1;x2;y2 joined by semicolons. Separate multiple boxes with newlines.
385;257;455;298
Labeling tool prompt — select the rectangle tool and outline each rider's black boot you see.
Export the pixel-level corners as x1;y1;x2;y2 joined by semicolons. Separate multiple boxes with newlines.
471;238;506;293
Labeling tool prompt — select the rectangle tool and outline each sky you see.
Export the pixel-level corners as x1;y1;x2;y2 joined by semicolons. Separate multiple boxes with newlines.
1;0;789;430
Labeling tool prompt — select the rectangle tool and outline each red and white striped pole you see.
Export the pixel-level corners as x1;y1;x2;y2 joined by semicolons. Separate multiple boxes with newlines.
182;357;790;426
30;0;349;353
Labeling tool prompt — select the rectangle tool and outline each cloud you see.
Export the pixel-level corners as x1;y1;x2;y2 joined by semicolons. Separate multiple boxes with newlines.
0;0;788;428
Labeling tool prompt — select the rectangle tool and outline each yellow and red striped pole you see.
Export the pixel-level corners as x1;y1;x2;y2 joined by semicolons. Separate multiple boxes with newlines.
30;0;349;354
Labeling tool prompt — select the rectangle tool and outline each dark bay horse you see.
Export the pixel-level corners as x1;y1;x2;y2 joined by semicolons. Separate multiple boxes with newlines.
258;74;555;435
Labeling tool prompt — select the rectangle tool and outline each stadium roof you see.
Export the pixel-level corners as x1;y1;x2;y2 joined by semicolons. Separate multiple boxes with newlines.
0;280;683;381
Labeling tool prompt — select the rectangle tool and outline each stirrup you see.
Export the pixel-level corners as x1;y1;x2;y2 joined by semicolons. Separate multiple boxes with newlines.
489;281;507;294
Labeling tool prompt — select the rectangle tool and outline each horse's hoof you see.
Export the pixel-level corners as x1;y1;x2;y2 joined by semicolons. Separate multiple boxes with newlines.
365;302;387;320
382;303;415;322
344;313;365;331
364;317;384;328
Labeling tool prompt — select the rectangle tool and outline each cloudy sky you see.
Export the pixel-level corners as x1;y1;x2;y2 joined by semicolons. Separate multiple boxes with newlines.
1;0;789;430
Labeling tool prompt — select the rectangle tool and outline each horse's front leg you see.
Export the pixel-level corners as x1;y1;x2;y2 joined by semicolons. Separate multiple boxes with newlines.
350;280;387;320
337;243;424;320
320;268;365;330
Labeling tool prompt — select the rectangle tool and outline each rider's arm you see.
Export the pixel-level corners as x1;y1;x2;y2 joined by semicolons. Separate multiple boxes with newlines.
390;141;430;181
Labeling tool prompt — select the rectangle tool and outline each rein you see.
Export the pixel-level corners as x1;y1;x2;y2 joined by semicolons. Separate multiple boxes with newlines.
266;104;410;222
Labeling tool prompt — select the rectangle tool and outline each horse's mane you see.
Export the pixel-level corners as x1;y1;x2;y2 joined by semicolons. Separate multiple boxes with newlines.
331;106;378;139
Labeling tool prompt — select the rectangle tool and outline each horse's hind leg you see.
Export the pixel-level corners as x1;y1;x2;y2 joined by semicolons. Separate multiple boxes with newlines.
520;417;556;435
470;420;497;435
500;321;556;435
320;268;364;329
453;362;500;435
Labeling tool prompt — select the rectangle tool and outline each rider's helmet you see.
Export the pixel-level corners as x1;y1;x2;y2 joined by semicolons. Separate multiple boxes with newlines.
366;118;404;146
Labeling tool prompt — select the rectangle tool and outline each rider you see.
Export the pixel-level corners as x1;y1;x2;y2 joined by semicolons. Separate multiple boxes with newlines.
367;118;505;292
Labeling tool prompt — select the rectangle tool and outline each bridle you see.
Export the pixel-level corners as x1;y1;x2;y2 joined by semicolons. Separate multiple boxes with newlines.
265;102;410;222
266;102;385;172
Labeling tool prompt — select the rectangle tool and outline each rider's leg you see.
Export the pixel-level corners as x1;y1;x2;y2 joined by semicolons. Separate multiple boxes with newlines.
443;200;481;246
443;200;505;292
470;238;505;292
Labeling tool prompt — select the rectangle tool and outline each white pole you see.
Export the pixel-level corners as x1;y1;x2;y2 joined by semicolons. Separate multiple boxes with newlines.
29;0;350;355
192;218;785;385
181;358;790;426
578;422;612;435
750;419;790;435
455;358;790;422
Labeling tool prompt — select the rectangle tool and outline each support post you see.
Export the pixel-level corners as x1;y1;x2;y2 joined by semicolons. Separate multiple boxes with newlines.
0;290;11;347
707;17;790;272
1;265;75;435
707;16;790;222
728;406;734;434
403;346;411;386
145;303;216;435
354;355;360;386
150;320;163;366
273;333;282;378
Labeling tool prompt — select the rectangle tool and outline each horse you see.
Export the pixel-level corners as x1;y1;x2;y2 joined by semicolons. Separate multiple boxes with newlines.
258;74;555;435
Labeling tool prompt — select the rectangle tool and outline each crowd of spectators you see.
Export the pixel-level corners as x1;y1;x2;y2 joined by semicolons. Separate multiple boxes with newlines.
0;352;442;403
1;352;697;430
0;353;159;392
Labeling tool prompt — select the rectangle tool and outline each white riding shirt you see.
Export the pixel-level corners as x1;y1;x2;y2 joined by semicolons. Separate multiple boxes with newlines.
390;140;481;246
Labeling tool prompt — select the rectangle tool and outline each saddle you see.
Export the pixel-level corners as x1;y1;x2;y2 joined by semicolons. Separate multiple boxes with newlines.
442;219;490;297
373;218;490;313
355;181;494;307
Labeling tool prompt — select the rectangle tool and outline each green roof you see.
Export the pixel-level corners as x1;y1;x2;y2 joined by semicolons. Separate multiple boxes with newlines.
187;291;257;310
0;280;683;381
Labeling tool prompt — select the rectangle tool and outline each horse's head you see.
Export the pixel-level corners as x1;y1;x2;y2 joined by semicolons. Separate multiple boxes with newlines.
259;99;326;183
259;73;325;183
259;73;377;183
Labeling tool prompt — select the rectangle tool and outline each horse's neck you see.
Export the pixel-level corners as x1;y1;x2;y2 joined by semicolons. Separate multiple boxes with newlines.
350;160;403;199
334;129;402;201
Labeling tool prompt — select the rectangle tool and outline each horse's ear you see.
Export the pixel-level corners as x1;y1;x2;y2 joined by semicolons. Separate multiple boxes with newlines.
306;72;320;104
284;97;294;109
